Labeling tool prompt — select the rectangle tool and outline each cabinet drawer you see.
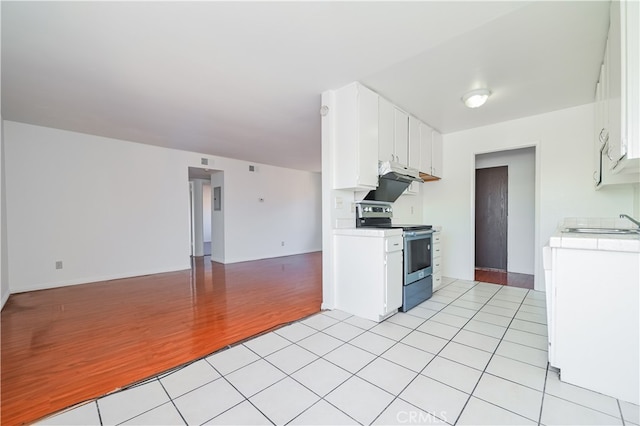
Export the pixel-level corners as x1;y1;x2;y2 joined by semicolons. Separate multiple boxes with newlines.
433;258;442;272
433;232;441;243
433;273;443;290
433;242;442;259
386;236;403;252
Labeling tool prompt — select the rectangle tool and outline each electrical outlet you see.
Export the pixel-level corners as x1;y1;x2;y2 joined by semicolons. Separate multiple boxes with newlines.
55;261;63;270
281;241;285;246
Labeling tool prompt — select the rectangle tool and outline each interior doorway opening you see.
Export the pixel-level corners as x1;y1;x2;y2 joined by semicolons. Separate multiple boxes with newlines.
474;147;535;289
188;167;223;260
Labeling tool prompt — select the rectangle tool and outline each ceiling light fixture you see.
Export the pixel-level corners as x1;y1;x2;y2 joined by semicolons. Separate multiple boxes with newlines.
462;88;491;108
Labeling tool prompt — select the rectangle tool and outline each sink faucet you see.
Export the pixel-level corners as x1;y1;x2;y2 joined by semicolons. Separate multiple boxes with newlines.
620;214;640;228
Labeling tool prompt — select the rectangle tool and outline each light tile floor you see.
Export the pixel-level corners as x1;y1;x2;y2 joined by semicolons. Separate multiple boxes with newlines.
35;278;639;426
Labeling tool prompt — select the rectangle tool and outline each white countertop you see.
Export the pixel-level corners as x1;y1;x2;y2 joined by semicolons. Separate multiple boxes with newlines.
549;218;640;252
333;228;403;237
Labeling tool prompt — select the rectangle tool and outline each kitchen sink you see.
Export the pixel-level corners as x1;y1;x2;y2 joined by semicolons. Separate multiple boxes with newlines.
563;227;640;235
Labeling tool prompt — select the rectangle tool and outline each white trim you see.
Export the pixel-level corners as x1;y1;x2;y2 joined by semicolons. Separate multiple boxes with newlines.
10;264;192;294
1;290;9;310
221;249;322;265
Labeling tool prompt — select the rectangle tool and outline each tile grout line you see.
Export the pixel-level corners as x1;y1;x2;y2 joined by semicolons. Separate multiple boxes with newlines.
238;313;372;425
95;400;104;426
452;286;537;425
369;279;502;425
537;364;551;426
617;399;626;426
203;355;277;425
157;378;189;426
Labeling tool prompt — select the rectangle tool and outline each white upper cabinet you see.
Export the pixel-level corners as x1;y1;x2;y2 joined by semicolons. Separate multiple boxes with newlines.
393;107;409;166
419;122;433;177
620;0;640;161
431;130;443;178
378;97;395;163
332;82;379;190
594;0;639;187
607;0;623;164
408;115;422;171
417;121;443;180
378;96;410;167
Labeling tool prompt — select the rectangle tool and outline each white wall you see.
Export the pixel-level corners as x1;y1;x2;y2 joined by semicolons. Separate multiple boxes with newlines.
423;103;635;290
222;162;322;263
476;147;535;274
1;120;9;309
392;189;424;224
3;121;322;293
0;9;8;309
210;172;225;263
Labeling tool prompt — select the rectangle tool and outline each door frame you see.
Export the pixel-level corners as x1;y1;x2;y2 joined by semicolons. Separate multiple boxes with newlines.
470;143;542;290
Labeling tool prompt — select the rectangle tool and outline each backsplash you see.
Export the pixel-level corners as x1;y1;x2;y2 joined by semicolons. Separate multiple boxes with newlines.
561;217;638;229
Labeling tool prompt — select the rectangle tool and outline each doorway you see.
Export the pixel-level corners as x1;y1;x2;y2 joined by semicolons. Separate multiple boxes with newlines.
474;147;535;289
188;167;214;258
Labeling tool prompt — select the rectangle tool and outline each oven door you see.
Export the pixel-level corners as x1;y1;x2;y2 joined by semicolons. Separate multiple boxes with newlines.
404;230;433;285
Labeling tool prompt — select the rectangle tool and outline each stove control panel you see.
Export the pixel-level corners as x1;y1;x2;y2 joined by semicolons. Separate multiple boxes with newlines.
356;202;393;219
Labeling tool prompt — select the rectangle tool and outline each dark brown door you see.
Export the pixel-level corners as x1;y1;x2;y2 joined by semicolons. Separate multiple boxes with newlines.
475;166;508;271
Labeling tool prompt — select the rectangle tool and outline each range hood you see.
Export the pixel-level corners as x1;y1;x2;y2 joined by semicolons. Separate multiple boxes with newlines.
364;162;422;203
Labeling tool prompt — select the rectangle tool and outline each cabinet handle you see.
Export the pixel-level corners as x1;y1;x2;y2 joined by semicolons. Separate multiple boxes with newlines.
599;128;609;145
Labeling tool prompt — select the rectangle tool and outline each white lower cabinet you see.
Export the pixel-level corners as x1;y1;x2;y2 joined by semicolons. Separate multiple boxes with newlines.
547;241;639;404
334;229;403;322
432;230;442;291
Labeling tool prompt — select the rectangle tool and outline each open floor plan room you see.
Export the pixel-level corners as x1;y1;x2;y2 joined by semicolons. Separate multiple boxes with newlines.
31;277;639;426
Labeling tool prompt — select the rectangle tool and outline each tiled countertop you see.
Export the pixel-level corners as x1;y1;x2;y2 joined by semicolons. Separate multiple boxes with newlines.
333;228;403;237
549;217;640;253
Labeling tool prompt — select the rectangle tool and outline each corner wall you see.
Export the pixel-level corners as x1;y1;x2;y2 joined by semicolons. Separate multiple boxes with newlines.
423;103;635;290
1;120;9;309
3;121;321;293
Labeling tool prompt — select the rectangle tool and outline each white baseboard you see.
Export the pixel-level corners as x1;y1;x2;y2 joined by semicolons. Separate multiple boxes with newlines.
1;289;9;310
223;248;321;265
10;264;192;294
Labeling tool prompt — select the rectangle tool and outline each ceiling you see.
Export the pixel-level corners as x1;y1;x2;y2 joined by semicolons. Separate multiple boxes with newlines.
1;1;609;172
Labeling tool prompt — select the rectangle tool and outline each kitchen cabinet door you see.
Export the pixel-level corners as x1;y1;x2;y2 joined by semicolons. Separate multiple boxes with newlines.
384;250;403;316
378;97;395;163
408;116;421;170
594;0;639;186
394;107;409;166
334;231;403;322
333;82;379;190
431;130;443;178
419;122;433;175
607;0;624;165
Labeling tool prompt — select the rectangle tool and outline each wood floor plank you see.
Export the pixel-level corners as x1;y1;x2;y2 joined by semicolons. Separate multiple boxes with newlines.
1;253;322;425
474;267;534;289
